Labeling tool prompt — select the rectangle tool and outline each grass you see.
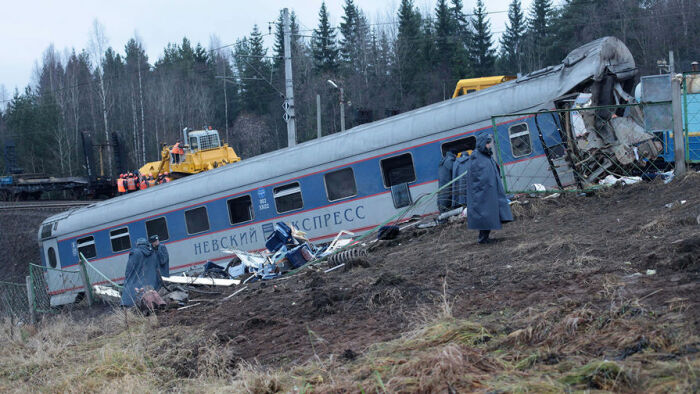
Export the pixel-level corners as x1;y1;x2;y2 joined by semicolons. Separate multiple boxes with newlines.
0;265;697;393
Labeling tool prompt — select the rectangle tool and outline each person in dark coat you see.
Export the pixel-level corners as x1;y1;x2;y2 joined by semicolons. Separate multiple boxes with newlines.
466;133;513;244
120;238;162;307
149;235;169;285
438;151;456;212
452;152;471;207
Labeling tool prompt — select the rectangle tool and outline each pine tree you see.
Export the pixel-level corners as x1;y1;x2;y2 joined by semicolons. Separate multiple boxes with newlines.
435;0;455;64
450;0;471;77
312;2;339;74
339;0;358;65
469;0;495;76
499;0;525;74
236;25;273;114
525;0;554;69
395;0;424;101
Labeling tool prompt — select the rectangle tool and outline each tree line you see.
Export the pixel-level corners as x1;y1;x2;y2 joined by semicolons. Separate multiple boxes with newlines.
0;0;698;178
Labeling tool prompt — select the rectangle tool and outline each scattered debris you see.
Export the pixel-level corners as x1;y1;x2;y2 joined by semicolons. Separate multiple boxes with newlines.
92;285;121;303
163;276;240;286
599;174;642;186
377;225;400;240
223;286;248;300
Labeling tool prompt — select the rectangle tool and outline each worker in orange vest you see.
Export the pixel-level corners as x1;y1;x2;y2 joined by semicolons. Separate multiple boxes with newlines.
147;176;156;188
139;175;148;190
116;174;126;195
171;141;184;165
126;173;137;192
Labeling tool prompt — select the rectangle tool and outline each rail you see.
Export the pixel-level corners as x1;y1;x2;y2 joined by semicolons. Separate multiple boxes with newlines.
0;201;93;211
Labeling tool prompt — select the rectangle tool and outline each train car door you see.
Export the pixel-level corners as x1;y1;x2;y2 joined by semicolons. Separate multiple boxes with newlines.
41;238;65;298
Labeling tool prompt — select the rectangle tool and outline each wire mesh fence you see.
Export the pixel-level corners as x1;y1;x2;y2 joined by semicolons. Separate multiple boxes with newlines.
0;281;29;321
28;263;87;314
683;71;700;164
490;101;673;194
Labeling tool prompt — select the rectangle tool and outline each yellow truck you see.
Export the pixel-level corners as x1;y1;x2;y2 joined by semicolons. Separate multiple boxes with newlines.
138;127;241;179
452;75;516;98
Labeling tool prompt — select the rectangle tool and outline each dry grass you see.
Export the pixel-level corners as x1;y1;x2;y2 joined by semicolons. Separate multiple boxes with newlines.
0;293;696;393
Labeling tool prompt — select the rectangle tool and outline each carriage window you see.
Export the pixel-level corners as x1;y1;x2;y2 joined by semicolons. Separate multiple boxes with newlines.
47;247;57;268
324;168;357;201
441;136;477;156
146;217;170;241
509;123;532;158
273;182;303;213
76;236;97;259
228;195;254;225
41;223;53;239
185;206;210;234
380;153;416;188
110;227;131;252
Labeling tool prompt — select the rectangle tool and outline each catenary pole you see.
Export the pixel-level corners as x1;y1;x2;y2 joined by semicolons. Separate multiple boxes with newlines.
283;8;297;147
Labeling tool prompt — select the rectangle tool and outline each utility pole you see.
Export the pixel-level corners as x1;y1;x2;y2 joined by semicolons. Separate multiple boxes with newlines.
316;94;322;139
671;73;687;176
283;8;296;147
339;86;345;132
223;64;229;144
327;79;345;132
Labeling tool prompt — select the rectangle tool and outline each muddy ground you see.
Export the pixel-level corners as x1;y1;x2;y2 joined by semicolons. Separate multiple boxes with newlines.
2;175;698;390
159;173;700;378
0;209;53;282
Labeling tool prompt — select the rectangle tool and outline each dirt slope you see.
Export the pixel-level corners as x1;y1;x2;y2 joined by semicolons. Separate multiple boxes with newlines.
0;210;53;282
162;173;700;377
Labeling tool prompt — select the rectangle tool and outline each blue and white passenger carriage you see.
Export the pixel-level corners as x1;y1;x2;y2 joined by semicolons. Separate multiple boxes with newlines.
38;37;655;305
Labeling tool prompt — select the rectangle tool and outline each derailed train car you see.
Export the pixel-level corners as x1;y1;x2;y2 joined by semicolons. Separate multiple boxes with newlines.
38;37;660;305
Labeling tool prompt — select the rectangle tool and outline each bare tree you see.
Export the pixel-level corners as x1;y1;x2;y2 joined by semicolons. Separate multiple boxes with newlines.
88;19;113;175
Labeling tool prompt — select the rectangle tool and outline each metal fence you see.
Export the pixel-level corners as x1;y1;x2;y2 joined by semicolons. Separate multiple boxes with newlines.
490;102;672;194
683;71;700;163
28;263;86;314
0;281;29;321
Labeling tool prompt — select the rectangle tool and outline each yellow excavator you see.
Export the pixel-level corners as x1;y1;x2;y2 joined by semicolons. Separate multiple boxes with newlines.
452;75;516;98
138;127;241;179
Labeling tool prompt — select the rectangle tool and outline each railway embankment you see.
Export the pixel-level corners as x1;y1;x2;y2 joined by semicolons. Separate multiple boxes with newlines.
0;175;698;392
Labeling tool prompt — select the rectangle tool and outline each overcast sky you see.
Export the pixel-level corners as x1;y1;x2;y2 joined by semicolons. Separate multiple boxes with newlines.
0;0;533;101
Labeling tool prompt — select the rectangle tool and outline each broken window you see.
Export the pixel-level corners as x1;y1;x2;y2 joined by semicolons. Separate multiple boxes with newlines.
380;153;416;188
274;182;304;213
185;206;210;234
391;183;413;208
146;217;170;242
109;227;131;253
324;168;357;201
509;123;532;158
441;136;477;156
228;195;254;225
40;223;53;239
47;247;57;268
76;236;97;259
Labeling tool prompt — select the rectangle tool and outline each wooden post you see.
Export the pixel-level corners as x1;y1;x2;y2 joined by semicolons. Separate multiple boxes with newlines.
78;258;94;307
671;74;687;176
25;275;36;324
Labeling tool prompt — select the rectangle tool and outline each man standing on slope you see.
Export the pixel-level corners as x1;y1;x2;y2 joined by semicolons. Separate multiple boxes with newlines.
466;133;513;244
149;234;169;288
120;238;162;307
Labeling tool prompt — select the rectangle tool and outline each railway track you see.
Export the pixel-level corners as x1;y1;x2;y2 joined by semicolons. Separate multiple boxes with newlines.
0;201;94;211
